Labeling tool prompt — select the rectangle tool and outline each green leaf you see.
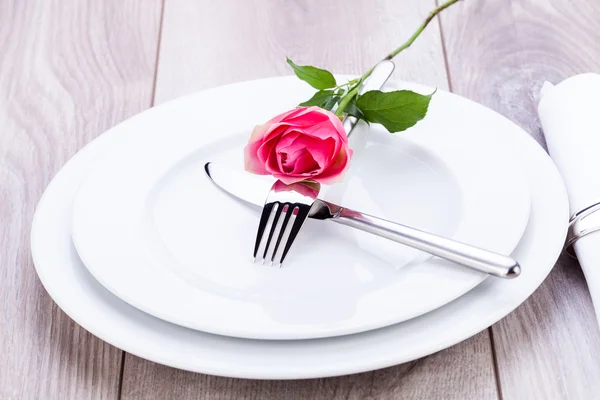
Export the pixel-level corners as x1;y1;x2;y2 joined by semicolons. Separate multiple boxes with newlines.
344;97;367;121
286;57;337;90
356;89;435;133
322;96;340;111
299;90;338;111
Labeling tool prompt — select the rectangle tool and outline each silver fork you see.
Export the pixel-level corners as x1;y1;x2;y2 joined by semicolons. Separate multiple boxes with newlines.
253;180;320;266
254;60;395;267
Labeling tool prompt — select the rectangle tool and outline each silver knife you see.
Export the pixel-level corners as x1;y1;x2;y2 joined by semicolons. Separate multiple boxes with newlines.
204;162;521;279
343;60;395;136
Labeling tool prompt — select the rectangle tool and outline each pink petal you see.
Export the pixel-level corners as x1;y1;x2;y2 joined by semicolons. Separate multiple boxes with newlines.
248;109;303;144
265;150;281;175
244;140;269;175
283;106;316;121
257;134;281;163
267;108;306;125
278;107;310;121
248;123;268;143
287;108;329;126
284;135;335;169
261;122;296;142
294;108;347;158
322;108;348;142
274;130;303;150
301;122;342;157
314;145;353;184
293;107;347;139
291;150;320;174
272;130;303;172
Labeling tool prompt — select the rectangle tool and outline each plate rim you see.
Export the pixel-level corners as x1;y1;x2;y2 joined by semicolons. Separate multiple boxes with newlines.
31;76;569;379
69;77;531;339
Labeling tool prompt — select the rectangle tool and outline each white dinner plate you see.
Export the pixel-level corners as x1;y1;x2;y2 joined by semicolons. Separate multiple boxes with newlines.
70;78;530;339
31;78;568;379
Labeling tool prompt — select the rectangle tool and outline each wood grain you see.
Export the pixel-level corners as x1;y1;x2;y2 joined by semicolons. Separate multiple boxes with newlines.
0;0;162;398
4;0;600;398
121;333;496;400
440;0;600;398
154;0;450;103
121;1;498;399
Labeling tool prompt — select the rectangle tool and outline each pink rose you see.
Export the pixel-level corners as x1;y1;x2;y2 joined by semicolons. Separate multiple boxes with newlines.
244;106;352;185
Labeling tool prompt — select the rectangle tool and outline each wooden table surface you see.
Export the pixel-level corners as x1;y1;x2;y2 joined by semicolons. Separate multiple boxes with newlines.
2;0;600;399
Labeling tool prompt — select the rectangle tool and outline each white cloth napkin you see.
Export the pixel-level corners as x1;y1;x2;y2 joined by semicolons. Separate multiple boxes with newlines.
538;73;600;322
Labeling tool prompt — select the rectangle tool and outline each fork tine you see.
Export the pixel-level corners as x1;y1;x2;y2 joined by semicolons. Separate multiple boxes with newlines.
272;206;299;267
264;204;288;264
276;206;311;266
269;204;294;265
253;202;279;262
253;179;321;266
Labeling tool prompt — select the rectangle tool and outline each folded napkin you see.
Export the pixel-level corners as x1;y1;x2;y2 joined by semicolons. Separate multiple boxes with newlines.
539;73;600;322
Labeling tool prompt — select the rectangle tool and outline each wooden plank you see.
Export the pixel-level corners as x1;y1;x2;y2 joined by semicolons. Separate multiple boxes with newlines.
121;1;498;398
121;334;496;400
153;0;450;103
440;0;600;398
0;0;162;398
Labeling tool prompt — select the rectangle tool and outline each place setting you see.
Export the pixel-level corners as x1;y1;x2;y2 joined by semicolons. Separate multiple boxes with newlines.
30;1;573;380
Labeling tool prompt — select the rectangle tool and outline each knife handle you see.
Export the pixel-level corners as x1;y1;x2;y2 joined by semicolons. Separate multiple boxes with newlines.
331;207;521;279
342;60;395;137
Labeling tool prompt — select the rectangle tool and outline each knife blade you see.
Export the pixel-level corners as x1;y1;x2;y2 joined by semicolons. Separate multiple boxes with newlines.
204;162;521;278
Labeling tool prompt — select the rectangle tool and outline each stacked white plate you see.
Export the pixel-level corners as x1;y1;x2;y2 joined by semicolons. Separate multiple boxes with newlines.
31;77;569;379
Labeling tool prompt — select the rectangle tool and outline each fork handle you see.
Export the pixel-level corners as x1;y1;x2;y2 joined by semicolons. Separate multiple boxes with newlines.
331;207;521;279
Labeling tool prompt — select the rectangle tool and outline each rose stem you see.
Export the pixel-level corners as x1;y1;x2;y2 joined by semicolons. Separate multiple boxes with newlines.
335;0;462;116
